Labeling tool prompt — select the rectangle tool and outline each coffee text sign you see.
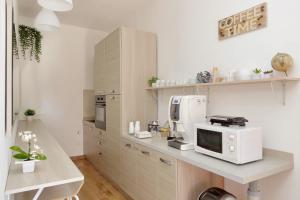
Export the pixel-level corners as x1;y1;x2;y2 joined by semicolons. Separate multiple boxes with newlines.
219;3;267;40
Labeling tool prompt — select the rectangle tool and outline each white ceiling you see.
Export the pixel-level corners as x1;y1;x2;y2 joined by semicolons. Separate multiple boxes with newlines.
17;0;148;32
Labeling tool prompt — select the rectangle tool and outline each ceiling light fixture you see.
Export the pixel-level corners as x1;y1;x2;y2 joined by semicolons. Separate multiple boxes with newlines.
37;0;73;12
34;8;60;32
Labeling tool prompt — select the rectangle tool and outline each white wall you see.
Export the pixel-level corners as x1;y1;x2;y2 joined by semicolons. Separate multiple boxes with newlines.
19;17;107;156
129;0;300;199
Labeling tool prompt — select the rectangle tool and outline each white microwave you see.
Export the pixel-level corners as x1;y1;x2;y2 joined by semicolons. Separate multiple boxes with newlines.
194;123;263;164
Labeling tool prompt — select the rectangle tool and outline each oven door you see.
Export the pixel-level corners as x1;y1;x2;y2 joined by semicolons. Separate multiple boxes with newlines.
196;128;223;154
95;102;106;130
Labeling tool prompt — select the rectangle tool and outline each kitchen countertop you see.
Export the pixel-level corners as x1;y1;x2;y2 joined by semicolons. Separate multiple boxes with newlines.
122;134;294;184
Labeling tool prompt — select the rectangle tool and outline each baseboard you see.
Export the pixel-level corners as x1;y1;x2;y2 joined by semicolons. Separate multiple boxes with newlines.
70;155;86;161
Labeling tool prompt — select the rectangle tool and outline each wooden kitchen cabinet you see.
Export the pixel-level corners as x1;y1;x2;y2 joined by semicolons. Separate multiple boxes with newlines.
136;144;157;200
118;139;178;200
91;27;158;199
119;139;138;199
104;94;121;184
83;123;102;169
94;29;121;94
156;152;177;200
93;39;107;94
106;95;121;139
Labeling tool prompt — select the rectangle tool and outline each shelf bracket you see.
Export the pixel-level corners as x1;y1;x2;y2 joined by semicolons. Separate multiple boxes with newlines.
282;82;286;106
32;188;44;200
206;87;210;104
270;81;287;106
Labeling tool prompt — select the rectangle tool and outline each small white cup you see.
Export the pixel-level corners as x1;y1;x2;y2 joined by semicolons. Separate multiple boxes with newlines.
134;121;141;133
129;122;135;135
156;80;161;87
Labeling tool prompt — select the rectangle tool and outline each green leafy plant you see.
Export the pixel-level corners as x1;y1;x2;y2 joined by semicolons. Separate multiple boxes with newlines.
16;25;43;62
253;68;262;74
24;109;36;116
264;69;273;74
10;131;47;161
148;76;159;87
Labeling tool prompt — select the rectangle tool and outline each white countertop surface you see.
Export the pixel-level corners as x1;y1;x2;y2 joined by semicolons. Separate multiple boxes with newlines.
122;134;294;184
5;120;84;195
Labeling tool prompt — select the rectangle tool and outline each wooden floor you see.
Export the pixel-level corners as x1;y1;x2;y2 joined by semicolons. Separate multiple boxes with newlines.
73;159;129;200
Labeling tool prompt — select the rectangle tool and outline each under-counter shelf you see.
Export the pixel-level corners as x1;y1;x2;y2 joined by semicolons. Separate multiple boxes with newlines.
122;135;294;184
146;77;300;90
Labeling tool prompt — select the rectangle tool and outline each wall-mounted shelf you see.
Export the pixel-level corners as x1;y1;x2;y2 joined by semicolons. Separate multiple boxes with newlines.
146;77;300;106
146;77;300;90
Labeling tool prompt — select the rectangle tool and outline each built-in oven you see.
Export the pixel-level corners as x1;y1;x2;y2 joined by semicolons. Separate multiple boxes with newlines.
95;95;106;130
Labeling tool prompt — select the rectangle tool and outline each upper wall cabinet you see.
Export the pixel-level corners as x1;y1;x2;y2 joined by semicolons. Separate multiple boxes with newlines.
94;29;121;94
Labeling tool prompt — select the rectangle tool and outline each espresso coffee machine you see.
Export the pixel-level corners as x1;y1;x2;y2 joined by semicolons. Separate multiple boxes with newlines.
168;95;206;150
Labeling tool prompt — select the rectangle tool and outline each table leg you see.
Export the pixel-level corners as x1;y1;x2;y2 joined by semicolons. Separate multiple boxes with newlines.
32;188;44;200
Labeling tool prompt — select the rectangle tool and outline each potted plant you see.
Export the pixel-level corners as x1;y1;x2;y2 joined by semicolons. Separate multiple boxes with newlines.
24;109;36;121
10;131;47;173
252;68;262;80
148;76;159;87
263;69;274;79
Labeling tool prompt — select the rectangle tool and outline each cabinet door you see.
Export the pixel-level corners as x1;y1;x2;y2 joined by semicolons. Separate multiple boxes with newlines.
105;29;121;94
92;128;106;173
103;95;121;183
106;95;121;139
94;40;107;93
119;139;138;199
84;126;102;168
136;145;157;200
101;137;120;184
156;152;177;200
83;125;90;156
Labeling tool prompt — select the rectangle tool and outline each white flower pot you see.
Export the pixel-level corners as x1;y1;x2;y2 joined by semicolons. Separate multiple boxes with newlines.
16;160;36;173
26;116;33;122
252;73;262;80
263;73;273;79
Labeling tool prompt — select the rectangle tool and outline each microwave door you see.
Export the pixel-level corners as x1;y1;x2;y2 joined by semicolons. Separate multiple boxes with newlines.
197;129;223;153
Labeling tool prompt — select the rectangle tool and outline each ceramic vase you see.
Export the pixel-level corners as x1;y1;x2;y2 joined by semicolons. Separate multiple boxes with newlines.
252;73;262;80
263;73;273;79
16;160;36;173
26;116;33;122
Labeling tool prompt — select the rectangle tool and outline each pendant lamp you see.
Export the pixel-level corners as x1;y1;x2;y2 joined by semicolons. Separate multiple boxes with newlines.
34;8;60;32
37;0;73;12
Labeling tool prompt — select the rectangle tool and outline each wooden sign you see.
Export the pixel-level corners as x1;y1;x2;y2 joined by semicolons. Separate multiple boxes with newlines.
219;3;267;40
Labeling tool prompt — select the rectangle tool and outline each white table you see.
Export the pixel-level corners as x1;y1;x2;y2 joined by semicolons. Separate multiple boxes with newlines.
5;120;84;200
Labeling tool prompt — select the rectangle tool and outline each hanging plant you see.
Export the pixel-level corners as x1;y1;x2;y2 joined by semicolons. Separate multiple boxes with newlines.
15;25;43;63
